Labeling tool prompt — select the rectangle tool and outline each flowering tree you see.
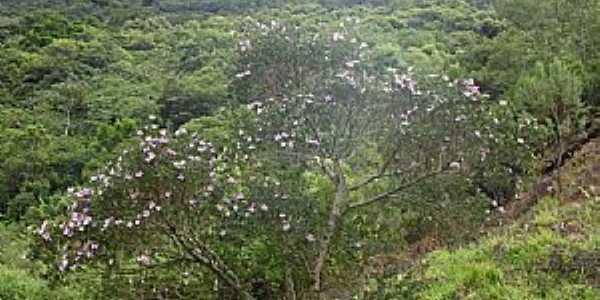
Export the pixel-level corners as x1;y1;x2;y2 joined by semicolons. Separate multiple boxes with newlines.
36;119;281;299
234;19;492;297
38;18;499;300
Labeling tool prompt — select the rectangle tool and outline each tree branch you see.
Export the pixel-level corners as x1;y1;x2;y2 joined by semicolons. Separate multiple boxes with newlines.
343;170;444;214
348;146;414;192
163;223;255;300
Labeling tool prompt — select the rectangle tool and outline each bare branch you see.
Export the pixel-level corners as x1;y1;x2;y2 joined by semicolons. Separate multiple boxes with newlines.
343;170;444;214
348;171;396;192
347;144;412;192
163;223;255;300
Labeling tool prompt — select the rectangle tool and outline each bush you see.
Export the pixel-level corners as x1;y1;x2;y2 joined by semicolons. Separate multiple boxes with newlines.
0;267;48;300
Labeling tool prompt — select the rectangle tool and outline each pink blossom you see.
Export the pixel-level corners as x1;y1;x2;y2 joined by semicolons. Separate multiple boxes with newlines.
136;254;151;266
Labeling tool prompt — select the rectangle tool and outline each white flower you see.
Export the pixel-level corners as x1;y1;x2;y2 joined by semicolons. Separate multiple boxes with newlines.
305;234;316;242
333;32;345;41
239;39;251;52
306;139;320;146
449;161;461;170
235;70;251;78
167;148;177;156
173;160;187;169
345;60;360;68
247;101;263;111
59;259;69;272
145;152;156;163
136;254;151;266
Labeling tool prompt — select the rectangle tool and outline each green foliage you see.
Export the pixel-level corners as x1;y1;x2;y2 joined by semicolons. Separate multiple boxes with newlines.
465;0;600;106
377;196;600;299
0;268;51;300
0;224;84;300
0;0;598;299
511;59;586;133
509;58;588;174
0;111;93;221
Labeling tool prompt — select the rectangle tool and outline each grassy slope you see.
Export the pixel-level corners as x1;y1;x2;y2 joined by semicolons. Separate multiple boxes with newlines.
374;139;600;299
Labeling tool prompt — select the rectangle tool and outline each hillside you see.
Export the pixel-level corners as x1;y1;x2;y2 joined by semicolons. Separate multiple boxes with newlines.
371;137;600;299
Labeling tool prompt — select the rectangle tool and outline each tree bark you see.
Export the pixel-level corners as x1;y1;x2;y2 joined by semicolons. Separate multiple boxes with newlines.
312;170;347;299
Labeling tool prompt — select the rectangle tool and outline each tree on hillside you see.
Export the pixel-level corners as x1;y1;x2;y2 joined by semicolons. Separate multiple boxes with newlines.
234;19;492;297
39;18;499;300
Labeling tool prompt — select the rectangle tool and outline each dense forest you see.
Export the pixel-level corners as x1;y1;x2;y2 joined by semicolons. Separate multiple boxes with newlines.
0;0;598;299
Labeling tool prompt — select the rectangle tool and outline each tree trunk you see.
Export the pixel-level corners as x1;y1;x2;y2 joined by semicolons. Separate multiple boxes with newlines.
312;172;347;299
285;264;297;300
553;111;563;197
